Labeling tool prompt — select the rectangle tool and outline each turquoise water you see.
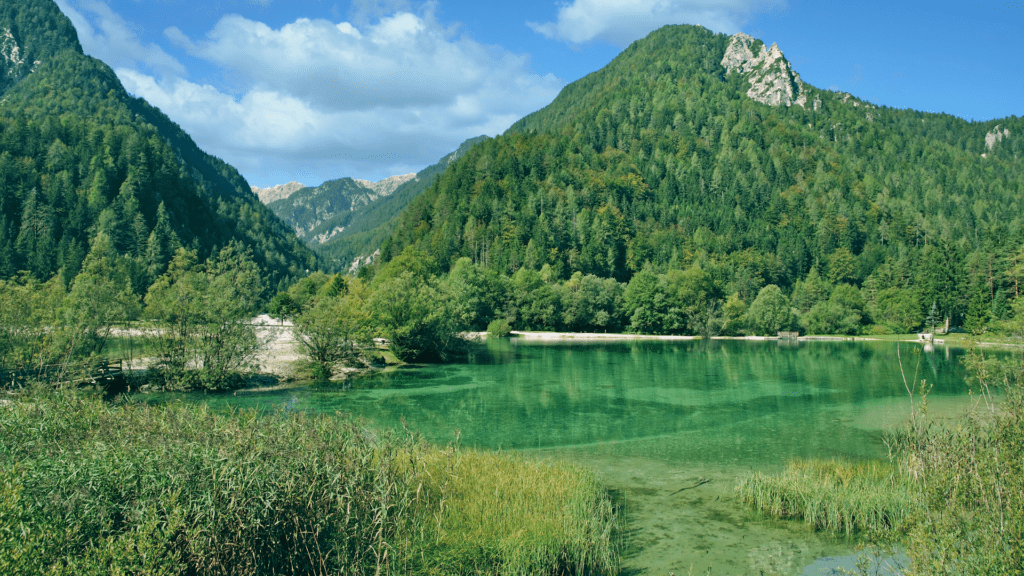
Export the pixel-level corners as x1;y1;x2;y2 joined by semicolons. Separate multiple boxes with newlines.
148;339;977;575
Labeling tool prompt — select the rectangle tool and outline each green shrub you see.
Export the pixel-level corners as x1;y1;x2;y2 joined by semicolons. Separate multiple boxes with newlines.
486;318;512;338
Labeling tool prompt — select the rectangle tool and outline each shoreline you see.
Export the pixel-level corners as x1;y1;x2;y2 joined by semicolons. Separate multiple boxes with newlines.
501;330;1023;349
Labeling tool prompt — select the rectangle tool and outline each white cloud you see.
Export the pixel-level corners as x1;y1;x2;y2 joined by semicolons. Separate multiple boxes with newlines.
116;9;562;185
528;0;784;46
54;0;186;77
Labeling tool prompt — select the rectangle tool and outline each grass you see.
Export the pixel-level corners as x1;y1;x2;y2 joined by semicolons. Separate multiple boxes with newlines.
740;350;1024;575
0;387;620;575
738;458;919;536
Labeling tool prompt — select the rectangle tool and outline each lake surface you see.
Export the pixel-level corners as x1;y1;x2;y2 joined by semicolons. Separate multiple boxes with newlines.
150;339;980;575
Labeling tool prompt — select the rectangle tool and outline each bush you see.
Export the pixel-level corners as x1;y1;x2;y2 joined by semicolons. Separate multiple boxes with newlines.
0;389;621;576
486;318;512;338
895;351;1024;574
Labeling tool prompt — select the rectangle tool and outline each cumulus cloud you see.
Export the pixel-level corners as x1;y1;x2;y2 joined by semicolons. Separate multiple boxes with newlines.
117;8;562;184
54;0;186;77
528;0;784;46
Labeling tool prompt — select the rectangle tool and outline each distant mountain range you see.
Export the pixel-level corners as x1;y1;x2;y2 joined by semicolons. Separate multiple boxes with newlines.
258;136;489;271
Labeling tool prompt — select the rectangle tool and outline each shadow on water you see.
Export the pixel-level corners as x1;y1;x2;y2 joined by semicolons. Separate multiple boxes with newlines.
145;339;982;575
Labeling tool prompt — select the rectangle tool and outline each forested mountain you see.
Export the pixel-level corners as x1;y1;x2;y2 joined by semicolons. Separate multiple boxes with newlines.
284;135;489;271
0;0;317;293
377;24;1023;331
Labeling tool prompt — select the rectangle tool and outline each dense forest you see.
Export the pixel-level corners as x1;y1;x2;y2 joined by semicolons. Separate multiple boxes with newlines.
373;25;1023;335
0;0;317;295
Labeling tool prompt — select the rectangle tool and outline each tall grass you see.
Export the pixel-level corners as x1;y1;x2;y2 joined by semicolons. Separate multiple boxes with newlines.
738;458;919;536
740;349;1024;575
0;388;620;575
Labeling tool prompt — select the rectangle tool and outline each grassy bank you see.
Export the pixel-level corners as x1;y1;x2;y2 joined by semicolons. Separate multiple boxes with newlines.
0;389;620;575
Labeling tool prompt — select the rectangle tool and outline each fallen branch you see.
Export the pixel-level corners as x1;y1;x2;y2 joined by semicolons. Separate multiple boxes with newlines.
670;477;711;495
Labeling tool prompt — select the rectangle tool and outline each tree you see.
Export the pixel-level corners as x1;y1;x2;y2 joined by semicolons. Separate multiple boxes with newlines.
925;301;940;334
368;271;471;362
144;245;266;390
874;288;922;334
60;232;141;361
268;292;299;323
721;292;747;336
294;281;372;379
747;285;793;336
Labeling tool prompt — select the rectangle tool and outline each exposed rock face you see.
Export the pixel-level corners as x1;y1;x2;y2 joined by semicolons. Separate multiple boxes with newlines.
355;173;415;198
1;28;39;96
252;181;305;204
348;249;379;273
985;125;1011;151
721;33;808;108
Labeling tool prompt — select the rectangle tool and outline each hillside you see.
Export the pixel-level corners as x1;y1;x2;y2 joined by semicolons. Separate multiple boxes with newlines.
0;0;317;293
377;24;1022;329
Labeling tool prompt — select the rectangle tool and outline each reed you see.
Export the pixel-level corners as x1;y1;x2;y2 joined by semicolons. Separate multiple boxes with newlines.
738;458;919;536
0;387;620;575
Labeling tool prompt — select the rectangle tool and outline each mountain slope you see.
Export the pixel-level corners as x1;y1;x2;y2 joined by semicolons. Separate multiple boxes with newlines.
0;0;316;291
378;24;1022;326
313;135;490;271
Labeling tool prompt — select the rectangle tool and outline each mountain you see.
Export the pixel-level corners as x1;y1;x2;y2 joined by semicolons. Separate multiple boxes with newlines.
0;0;317;292
252;181;305;204
262;136;489;271
377;24;1022;327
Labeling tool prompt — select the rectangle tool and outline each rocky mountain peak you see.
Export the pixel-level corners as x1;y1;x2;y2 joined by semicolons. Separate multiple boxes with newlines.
252;181;305;204
722;33;808;108
354;173;416;198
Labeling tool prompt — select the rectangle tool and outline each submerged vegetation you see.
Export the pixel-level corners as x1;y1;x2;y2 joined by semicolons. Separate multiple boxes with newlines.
740;348;1024;575
0;388;621;575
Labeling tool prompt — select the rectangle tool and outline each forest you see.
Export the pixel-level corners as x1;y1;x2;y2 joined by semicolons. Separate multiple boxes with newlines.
372;25;1023;337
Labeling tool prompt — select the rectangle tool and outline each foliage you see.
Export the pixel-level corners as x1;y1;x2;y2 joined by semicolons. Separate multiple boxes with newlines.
367;271;472;362
143;245;265;390
875;288;923;334
371;23;1023;335
747;284;793;335
293;279;373;379
893;350;1024;575
486;318;512;338
0;388;621;576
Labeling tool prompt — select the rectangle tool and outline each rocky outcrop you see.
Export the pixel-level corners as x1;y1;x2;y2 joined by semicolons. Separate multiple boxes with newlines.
1;28;39;97
721;33;808;108
985;125;1011;151
355;173;415;198
252;181;305;204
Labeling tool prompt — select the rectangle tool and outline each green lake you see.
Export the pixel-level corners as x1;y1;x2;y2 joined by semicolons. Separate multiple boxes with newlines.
150;339;982;575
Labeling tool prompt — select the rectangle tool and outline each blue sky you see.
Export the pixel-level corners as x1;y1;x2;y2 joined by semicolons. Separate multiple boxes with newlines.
54;0;1024;189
